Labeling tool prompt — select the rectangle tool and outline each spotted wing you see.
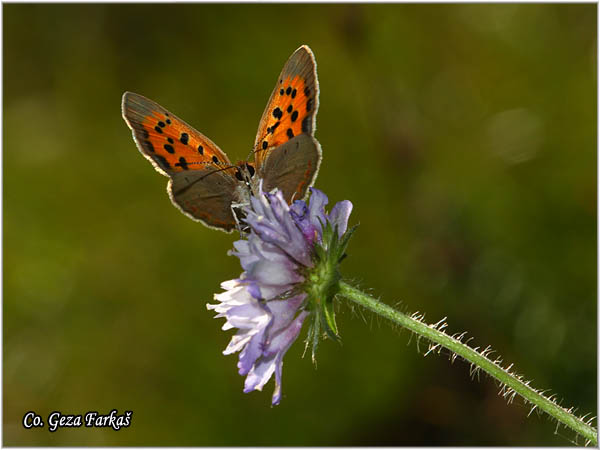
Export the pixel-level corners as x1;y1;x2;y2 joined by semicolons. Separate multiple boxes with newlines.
122;91;238;232
253;45;319;168
258;134;322;204
122;91;232;175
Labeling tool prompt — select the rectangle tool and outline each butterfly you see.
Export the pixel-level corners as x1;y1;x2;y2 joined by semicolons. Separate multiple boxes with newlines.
122;45;321;233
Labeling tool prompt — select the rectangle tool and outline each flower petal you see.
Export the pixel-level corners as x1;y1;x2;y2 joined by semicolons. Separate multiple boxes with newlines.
248;259;303;287
307;188;329;234
265;295;306;337
237;326;268;375
270;311;309;405
328;200;353;236
243;354;276;393
291;199;319;243
244;190;312;266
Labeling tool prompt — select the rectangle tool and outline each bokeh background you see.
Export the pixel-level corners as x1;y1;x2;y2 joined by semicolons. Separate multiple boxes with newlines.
3;3;596;446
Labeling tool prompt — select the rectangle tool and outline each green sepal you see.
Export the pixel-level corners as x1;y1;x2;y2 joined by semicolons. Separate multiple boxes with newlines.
310;311;321;363
337;224;358;261
322;296;340;341
303;218;358;361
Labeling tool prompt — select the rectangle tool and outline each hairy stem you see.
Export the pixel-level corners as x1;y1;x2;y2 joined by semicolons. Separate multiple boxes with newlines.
339;281;597;445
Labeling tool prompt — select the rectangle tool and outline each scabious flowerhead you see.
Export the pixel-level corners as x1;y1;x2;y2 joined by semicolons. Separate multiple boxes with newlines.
207;187;354;405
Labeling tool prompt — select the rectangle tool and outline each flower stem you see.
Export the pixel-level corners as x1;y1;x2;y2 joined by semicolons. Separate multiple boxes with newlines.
339;281;597;445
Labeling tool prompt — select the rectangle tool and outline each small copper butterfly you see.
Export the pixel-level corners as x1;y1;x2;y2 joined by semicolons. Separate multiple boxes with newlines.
122;45;321;233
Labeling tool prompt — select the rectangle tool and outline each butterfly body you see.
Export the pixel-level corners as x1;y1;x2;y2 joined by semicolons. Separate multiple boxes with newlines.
122;45;321;233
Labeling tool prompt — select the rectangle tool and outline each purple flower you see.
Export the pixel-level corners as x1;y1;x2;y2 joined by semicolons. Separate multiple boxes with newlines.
207;187;353;405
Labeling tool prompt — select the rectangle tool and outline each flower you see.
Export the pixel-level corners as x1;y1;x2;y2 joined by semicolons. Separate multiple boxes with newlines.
207;187;354;405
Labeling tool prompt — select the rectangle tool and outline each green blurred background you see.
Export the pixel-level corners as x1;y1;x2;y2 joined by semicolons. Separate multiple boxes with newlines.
3;4;596;446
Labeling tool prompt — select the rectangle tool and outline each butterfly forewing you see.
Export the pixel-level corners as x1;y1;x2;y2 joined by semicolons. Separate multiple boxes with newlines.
253;45;319;168
122;92;232;174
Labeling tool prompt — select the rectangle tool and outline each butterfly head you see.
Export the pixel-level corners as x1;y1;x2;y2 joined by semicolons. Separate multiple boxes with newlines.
234;161;256;185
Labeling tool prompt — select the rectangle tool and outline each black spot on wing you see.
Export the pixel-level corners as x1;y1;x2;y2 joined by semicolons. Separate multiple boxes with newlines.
164;144;175;154
175;157;189;170
302;116;311;133
287;128;294;139
180;133;189;145
197;145;204;154
306;98;313;112
155;155;171;170
291;111;298;122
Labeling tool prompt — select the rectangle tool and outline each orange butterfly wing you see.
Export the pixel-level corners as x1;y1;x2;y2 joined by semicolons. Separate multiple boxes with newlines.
122;91;232;175
253;45;319;167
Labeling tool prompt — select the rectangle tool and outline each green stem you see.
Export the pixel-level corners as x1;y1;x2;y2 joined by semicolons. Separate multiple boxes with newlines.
339;281;597;445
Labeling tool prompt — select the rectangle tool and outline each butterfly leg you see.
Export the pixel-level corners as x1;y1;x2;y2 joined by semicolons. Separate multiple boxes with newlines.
230;201;250;236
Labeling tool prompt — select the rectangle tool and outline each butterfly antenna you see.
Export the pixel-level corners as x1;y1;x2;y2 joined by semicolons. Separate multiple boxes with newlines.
171;163;238;196
189;162;238;181
252;146;269;158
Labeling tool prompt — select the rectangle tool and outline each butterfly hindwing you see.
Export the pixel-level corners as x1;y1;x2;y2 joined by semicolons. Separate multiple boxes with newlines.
122;92;232;175
253;45;319;168
169;169;238;232
258;134;322;204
